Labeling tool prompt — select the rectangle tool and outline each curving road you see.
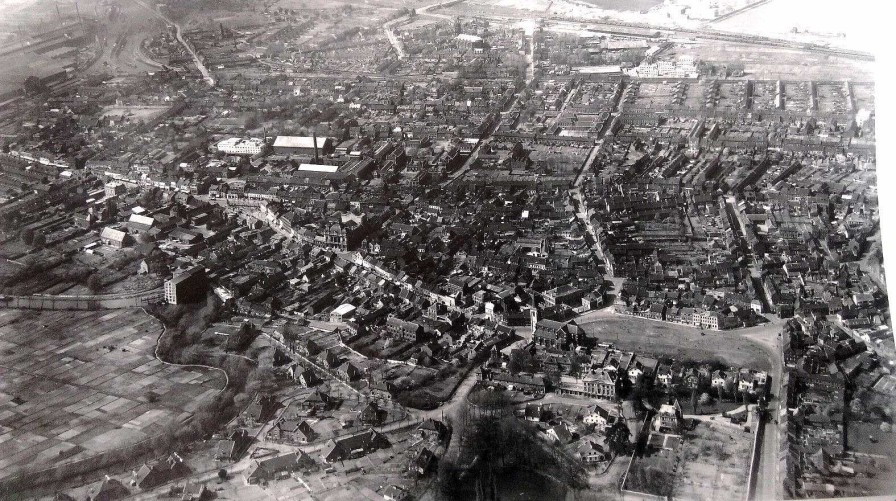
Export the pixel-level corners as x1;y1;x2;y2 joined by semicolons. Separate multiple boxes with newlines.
130;0;215;86
383;17;407;59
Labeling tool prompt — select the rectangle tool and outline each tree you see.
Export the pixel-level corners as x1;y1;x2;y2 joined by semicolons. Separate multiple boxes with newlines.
569;356;582;378
86;274;103;294
699;392;712;405
218;468;228;481
507;349;533;375
244;113;260;130
23;76;48;96
32;231;46;248
20;227;34;245
604;420;631;456
616;374;633;399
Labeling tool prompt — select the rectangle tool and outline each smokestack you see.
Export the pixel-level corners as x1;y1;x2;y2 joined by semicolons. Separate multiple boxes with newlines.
75;2;83;26
312;131;319;163
55;2;63;27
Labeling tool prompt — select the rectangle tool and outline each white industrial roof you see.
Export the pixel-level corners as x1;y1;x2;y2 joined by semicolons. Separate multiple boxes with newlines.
332;303;356;316
457;34;483;43
298;163;339;173
273;136;327;149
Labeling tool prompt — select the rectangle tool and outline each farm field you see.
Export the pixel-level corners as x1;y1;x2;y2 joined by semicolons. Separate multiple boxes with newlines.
0;309;224;480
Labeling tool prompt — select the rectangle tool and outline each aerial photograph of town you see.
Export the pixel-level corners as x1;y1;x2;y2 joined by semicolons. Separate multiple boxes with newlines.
0;0;890;499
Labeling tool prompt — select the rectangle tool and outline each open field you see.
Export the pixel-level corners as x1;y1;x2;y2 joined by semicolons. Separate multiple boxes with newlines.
625;418;752;499
101;104;171;121
0;309;224;480
668;42;874;81
577;311;774;371
712;0;878;53
578;0;664;11
673;419;753;500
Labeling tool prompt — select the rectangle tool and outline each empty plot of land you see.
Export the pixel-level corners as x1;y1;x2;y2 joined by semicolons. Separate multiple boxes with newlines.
673;420;753;500
577;311;773;370
577;0;664;12
668;43;873;81
101;105;171;122
0;309;224;479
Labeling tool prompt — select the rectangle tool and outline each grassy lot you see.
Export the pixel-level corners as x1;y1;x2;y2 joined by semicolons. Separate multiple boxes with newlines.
0;309;224;480
673;419;752;500
577;313;773;371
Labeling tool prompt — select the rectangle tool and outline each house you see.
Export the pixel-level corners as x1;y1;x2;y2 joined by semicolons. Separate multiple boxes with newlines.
290;366;319;387
299;338;323;357
583;402;621;432
652;400;683;434
711;369;734;393
301;390;333;414
215;428;250;461
383;484;410;501
359;401;383;425
533;319;569;349
415;418;448;442
180;482;207;501
100;227;131;248
335;361;362;381
319;349;342;369
321;429;390;463
244;451;316;484
479;368;546;395
133;453;188;490
547;423;573;445
385;316;424;342
370;381;396;400
655;365;673;389
577;440;609;464
243;394;275;426
138;257;168;275
523;403;545;422
269;418;317;444
410;447;435;476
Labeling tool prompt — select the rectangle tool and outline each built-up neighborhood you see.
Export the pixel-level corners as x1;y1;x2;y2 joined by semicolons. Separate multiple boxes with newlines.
0;0;891;500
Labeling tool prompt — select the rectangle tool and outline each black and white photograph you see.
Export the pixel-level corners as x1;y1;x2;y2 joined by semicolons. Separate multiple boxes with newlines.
0;0;890;499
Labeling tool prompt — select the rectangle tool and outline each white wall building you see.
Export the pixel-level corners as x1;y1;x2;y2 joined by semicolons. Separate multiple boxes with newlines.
216;137;264;156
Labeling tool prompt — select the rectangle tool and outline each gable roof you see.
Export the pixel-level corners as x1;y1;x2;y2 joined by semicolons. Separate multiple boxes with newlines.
100;227;128;242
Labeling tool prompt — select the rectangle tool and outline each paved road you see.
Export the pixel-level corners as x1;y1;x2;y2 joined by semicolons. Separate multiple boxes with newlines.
383;17;407;59
417;1;454;21
130;0;215;86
